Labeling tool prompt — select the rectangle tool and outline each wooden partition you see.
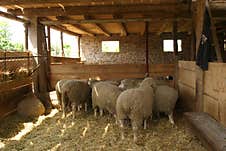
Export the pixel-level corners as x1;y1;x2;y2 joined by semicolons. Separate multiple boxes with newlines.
50;63;175;89
0;78;32;118
178;61;226;127
51;56;81;64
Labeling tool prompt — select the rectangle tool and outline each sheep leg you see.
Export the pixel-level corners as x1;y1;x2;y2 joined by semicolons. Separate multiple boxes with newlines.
114;114;118;125
119;120;125;140
94;108;98;117
84;103;88;112
132;121;139;142
61;92;66;118
77;105;81;111
100;109;103;116
72;103;76;119
143;119;147;130
168;112;175;125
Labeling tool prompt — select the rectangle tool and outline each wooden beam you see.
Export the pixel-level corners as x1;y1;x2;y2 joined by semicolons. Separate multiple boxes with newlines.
57;16;95;36
206;0;223;62
47;26;51;65
24;23;28;50
0;0;184;6
7;4;189;17
49;25;81;36
145;22;149;76
0;11;30;24
173;20;178;56
60;31;65;57
113;15;128;36
78;36;81;58
84;15;111;37
40;17;191;25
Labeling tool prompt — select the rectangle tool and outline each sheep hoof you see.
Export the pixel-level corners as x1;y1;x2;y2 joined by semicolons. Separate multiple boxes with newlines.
121;133;125;140
133;135;138;143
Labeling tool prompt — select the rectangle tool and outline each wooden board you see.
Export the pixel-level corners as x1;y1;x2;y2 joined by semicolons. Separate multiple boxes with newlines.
0;83;32;118
50;63;175;89
184;112;226;151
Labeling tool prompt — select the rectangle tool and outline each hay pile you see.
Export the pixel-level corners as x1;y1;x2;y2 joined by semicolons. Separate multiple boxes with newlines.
0;110;206;151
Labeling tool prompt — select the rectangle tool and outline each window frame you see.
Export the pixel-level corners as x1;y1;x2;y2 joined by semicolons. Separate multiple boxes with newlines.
101;40;120;53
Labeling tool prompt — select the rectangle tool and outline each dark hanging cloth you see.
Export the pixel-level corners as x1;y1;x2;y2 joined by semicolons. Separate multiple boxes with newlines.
196;9;217;70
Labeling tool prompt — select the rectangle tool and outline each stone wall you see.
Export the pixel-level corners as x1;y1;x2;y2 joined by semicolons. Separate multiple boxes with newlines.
80;33;191;64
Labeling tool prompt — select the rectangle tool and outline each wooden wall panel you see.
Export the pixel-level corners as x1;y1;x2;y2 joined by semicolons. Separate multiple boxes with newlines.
50;63;175;89
178;61;226;127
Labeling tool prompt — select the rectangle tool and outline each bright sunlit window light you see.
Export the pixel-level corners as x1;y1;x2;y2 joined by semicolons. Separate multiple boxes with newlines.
102;41;120;52
163;40;182;52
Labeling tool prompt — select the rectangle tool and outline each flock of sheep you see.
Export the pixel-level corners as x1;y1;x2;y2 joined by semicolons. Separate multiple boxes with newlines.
55;77;178;142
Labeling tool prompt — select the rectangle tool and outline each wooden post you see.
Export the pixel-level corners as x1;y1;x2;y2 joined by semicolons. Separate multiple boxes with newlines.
24;23;28;50
78;36;81;58
206;0;223;62
173;20;178;56
24;23;29;75
195;0;205;112
47;26;51;65
60;31;65;57
28;18;52;114
145;22;149;76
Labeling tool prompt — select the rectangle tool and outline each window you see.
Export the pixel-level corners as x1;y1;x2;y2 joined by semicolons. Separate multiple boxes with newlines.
101;41;120;52
163;39;182;52
50;29;79;58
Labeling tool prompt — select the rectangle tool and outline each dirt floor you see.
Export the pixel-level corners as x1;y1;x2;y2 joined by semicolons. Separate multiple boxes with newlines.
0;108;207;151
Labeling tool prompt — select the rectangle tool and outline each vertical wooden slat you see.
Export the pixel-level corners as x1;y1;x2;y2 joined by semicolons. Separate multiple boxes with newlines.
78;36;81;58
47;26;51;65
205;0;223;62
60;31;65;57
173;20;178;56
145;22;149;76
24;23;28;51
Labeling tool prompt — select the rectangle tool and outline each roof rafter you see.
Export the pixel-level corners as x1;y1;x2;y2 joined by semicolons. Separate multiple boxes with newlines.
57;16;95;36
84;15;111;37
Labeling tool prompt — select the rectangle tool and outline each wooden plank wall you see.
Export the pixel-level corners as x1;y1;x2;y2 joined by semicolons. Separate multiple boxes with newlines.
50;63;175;89
178;61;196;111
178;61;226;127
51;56;81;64
0;78;32;118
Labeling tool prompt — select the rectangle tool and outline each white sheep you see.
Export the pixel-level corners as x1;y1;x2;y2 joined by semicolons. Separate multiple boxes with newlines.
154;85;178;125
116;77;155;142
92;81;123;117
118;78;142;90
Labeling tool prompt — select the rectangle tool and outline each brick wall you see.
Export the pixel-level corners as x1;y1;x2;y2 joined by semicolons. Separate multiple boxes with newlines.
80;33;191;64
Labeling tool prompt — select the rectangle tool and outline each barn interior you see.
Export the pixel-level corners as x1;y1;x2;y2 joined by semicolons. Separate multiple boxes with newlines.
0;0;226;150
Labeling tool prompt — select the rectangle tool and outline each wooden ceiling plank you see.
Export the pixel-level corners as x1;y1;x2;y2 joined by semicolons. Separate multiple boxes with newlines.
0;0;183;6
84;15;111;37
57;16;95;36
7;4;189;17
40;17;191;25
0;10;30;24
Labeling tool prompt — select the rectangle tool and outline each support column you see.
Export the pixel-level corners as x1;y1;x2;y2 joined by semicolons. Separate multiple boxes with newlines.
145;22;149;77
173;20;178;88
47;26;51;65
60;31;65;57
28;18;52;114
78;36;81;58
